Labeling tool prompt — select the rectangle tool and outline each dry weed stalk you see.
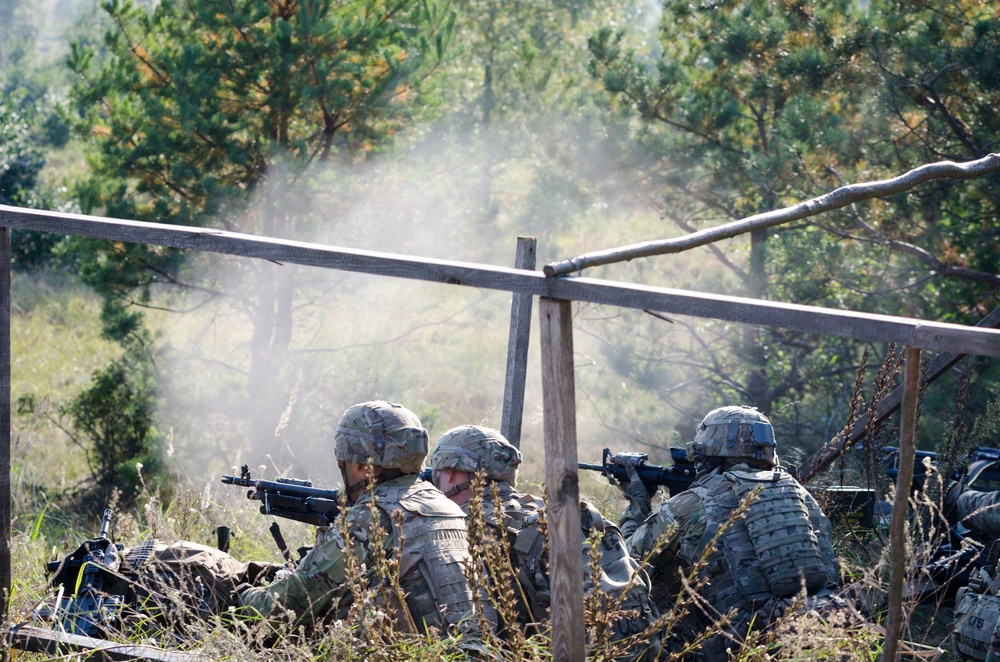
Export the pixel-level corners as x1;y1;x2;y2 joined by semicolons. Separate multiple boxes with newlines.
461;468;500;646
582;527;613;653
361;466;405;649
485;480;530;633
336;489;370;630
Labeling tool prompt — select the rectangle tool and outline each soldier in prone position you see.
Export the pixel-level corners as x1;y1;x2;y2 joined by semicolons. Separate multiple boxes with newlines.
947;462;1000;661
429;424;660;659
236;400;491;639
614;406;842;661
41;400;491;647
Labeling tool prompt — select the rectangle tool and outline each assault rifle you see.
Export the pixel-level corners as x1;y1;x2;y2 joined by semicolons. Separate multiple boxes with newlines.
579;447;697;498
876;445;1000;491
222;464;344;527
223;464;435;563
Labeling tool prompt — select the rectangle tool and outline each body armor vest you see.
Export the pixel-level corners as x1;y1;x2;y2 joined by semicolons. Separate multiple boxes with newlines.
953;564;1000;661
688;468;836;617
486;488;658;653
955;586;1000;660
370;478;487;634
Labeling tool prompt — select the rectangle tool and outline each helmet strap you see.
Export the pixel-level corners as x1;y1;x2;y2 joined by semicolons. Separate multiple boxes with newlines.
443;478;474;498
698;457;726;475
345;468;404;499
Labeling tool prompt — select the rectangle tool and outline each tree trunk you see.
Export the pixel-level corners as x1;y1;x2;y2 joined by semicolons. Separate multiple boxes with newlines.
247;173;297;459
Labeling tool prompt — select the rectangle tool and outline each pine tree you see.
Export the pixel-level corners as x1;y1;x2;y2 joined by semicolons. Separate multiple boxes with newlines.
67;0;453;458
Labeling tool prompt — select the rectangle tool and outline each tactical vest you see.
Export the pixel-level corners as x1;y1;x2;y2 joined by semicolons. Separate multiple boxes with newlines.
689;468;836;617
497;491;659;651
370;478;488;635
954;566;1000;661
955;587;1000;660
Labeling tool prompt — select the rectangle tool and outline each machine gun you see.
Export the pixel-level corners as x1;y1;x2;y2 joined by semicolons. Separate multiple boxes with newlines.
221;465;436;527
222;464;435;563
579;447;697;498
877;445;1000;491
222;464;344;527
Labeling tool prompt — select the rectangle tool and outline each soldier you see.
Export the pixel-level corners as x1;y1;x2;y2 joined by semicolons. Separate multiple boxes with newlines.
237;400;488;638
614;405;841;661
946;462;1000;661
429;424;660;658
946;458;1000;540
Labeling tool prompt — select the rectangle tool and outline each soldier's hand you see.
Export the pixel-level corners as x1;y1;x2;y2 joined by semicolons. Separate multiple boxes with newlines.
613;463;656;502
618;463;655;526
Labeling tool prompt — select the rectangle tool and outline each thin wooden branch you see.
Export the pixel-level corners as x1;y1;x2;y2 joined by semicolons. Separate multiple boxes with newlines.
0;227;9;620
544;153;1000;276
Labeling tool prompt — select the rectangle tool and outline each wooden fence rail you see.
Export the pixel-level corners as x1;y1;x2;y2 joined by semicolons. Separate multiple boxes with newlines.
3;205;1000;356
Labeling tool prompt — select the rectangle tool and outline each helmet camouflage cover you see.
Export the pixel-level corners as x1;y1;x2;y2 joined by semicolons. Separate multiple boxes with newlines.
686;405;777;468
430;425;522;484
334;401;429;474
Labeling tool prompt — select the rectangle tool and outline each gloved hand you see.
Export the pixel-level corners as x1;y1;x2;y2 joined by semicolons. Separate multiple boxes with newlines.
616;463;655;524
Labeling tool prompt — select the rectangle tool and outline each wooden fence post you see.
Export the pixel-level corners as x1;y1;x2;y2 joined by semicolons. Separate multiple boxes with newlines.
883;346;921;662
501;237;536;449
539;297;585;661
0;227;10;619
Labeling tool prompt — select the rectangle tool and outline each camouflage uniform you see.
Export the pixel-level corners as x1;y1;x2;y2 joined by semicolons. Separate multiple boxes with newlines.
947;457;1000;541
238;401;486;637
954;488;1000;540
238;473;477;633
430;425;660;658
619;406;840;661
948;461;1000;661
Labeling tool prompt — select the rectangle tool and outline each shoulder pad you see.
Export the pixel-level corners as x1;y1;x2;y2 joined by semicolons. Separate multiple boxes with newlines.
398;481;467;518
725;469;782;483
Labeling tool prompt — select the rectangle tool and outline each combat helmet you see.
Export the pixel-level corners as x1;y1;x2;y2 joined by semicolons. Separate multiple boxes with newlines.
686;405;777;469
334;401;429;475
431;425;522;487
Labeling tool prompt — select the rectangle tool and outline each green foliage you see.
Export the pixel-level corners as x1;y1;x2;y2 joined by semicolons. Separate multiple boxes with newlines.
1;0;77;271
64;0;456;459
0;89;46;208
69;0;450;228
62;347;162;500
583;0;1000;449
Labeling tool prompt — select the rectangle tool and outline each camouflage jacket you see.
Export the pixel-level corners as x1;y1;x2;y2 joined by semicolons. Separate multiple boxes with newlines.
956;488;1000;541
239;474;482;634
466;481;659;653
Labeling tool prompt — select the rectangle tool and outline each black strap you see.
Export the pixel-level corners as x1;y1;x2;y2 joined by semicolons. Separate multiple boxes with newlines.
269;521;293;564
443;479;473;498
345;467;405;497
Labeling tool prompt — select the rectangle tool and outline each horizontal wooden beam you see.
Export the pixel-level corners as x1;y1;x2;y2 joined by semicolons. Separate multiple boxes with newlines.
3;204;1000;356
8;624;202;661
